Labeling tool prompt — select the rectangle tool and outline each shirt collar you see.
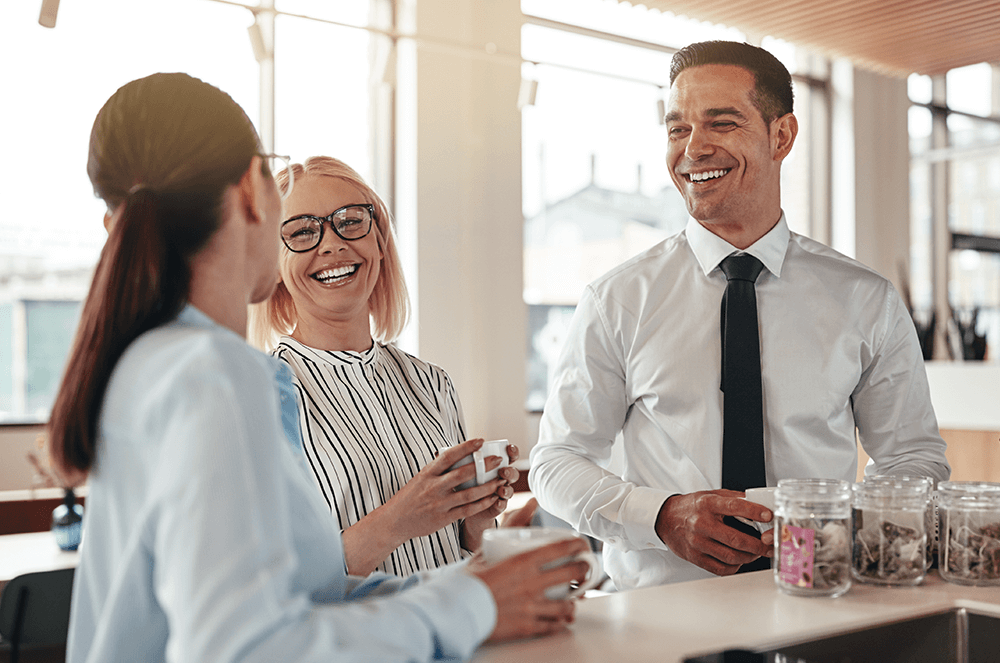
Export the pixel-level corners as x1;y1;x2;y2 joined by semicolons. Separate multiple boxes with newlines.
177;303;286;373
685;213;790;279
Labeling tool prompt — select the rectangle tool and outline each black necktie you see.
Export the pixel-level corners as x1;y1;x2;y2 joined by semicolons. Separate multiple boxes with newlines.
719;254;770;572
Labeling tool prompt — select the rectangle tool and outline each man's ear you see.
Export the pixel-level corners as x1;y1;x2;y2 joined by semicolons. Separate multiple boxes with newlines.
771;112;798;162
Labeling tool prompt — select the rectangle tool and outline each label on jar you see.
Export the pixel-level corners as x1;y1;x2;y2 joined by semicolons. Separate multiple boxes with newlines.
779;524;815;588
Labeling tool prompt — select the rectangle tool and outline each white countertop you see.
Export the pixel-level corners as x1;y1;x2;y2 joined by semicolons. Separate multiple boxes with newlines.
925;361;1000;430
472;570;1000;662
0;531;79;594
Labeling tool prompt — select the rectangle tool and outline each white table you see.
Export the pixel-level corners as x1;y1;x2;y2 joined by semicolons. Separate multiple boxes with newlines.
0;531;78;595
473;570;1000;662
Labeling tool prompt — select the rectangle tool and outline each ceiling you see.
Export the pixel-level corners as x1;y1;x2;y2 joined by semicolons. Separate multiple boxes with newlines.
630;0;1000;77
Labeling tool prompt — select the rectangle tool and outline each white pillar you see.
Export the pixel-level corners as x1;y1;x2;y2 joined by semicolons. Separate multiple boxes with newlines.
831;62;911;297
396;1;526;450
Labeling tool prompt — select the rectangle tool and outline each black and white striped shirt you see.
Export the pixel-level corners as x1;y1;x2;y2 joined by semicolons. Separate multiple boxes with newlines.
274;336;467;576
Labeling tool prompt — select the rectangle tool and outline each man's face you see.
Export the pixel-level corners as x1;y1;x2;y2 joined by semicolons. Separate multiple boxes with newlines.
665;64;791;239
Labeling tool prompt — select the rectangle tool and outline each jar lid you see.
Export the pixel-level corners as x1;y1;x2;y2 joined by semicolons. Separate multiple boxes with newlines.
853;480;930;506
937;480;1000;504
863;474;933;492
776;478;852;504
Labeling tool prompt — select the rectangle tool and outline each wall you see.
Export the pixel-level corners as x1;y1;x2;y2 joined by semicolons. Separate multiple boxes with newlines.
832;62;912;295
398;0;527;450
0;424;48;492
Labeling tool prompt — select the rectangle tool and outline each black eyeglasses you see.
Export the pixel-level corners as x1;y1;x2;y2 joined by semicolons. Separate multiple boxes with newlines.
281;204;375;252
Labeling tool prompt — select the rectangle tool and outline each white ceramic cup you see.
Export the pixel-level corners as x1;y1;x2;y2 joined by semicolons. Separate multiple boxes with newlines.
445;439;510;491
481;527;602;599
739;486;777;532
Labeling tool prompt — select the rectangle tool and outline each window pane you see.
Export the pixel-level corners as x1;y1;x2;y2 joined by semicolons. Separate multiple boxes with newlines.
948;250;999;360
275;12;374;177
1;0;259;422
946;62;992;117
276;0;369;25
908;106;933;155
948;150;1000;236
908;73;932;104
946;113;1000;149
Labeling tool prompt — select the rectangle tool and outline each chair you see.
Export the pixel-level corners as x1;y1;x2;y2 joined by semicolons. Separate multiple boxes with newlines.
0;568;75;663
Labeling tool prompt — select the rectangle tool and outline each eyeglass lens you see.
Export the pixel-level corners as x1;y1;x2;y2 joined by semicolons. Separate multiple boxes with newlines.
281;205;373;251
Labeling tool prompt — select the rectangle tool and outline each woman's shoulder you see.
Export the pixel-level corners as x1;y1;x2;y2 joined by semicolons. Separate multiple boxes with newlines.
378;343;454;387
102;317;280;449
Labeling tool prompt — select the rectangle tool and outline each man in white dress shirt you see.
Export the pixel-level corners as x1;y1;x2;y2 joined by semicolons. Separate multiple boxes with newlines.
529;40;950;590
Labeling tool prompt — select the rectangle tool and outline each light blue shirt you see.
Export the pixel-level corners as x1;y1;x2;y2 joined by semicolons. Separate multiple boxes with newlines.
67;306;495;663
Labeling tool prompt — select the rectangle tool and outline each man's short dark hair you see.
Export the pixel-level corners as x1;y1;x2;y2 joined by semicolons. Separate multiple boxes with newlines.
669;41;794;124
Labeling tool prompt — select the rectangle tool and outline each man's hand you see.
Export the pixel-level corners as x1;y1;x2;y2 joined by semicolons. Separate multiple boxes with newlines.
654;490;772;576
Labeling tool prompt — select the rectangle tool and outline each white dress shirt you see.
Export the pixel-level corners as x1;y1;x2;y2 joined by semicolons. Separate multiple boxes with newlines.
529;216;950;590
67;306;495;663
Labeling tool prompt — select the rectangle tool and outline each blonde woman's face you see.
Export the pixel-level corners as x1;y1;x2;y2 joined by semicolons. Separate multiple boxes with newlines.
279;174;382;328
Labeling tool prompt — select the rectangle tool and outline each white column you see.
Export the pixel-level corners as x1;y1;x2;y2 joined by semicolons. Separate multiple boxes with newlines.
396;0;525;450
851;68;911;296
831;62;911;297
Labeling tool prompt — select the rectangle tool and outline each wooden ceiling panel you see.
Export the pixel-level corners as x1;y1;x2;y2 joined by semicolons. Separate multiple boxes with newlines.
629;0;1000;76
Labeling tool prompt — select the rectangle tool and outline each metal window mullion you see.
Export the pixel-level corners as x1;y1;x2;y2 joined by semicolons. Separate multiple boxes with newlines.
257;0;276;153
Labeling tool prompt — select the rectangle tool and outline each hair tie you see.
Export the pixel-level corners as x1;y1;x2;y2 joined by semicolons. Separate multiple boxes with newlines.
128;183;150;196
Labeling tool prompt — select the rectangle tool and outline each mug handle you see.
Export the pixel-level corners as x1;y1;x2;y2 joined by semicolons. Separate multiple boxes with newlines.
472;449;487;486
565;549;602;598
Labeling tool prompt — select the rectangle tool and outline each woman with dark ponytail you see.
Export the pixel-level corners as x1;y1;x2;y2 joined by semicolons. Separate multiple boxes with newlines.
57;73;585;663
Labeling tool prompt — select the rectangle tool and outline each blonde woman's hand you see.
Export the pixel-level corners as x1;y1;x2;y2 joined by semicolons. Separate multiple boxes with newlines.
461;443;522;550
342;439;508;575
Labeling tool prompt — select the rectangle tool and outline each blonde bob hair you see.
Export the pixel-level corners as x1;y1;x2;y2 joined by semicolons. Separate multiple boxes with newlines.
250;156;409;350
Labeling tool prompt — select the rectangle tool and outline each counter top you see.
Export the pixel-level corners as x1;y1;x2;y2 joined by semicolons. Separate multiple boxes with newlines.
473;570;1000;662
0;531;78;594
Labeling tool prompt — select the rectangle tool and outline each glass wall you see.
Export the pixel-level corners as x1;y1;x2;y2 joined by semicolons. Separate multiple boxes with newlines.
521;0;831;409
909;64;1000;361
0;0;378;422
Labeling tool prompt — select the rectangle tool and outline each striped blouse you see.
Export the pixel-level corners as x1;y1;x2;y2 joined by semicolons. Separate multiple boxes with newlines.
274;336;467;577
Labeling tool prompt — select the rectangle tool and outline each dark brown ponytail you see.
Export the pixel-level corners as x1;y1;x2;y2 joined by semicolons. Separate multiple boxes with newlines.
47;73;260;485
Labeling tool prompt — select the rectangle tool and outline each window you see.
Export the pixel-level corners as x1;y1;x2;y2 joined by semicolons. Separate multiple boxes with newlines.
909;64;1000;361
0;0;380;422
521;0;830;409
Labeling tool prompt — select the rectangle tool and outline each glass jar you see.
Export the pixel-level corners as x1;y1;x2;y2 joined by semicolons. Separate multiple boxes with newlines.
938;481;1000;586
774;479;852;598
852;480;929;585
864;475;935;570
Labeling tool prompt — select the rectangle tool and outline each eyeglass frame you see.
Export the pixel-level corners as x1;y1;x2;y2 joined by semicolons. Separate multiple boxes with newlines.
258;153;294;201
280;203;376;252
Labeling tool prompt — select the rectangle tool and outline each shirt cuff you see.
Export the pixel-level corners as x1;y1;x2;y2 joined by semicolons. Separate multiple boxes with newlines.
620;485;673;551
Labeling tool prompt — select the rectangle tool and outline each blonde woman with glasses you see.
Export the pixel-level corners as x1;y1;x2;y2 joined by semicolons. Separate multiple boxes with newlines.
252;156;535;578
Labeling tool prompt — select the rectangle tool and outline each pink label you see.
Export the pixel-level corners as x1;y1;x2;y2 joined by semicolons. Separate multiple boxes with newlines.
778;524;815;588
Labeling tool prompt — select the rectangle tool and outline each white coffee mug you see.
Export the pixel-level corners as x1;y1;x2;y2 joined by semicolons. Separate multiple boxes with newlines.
738;486;777;532
445;439;510;491
481;527;602;599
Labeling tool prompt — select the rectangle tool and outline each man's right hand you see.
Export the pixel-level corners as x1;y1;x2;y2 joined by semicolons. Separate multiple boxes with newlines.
654;490;772;576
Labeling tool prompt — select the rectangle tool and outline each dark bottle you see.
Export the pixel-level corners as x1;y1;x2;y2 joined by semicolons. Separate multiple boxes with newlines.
51;487;84;551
